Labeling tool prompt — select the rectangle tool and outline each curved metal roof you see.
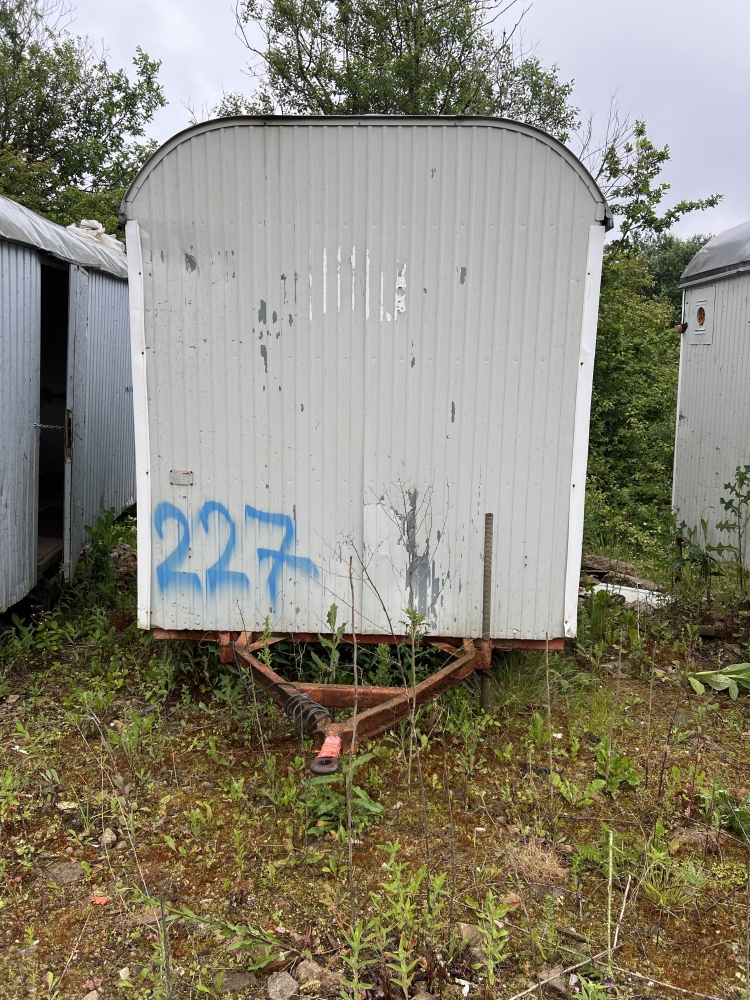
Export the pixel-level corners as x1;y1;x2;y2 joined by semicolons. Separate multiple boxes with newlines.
120;114;612;228
0;194;128;279
681;220;750;286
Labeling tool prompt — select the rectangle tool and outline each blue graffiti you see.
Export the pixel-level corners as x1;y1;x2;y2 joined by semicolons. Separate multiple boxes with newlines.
199;501;250;593
154;502;202;594
245;505;320;606
153;502;320;606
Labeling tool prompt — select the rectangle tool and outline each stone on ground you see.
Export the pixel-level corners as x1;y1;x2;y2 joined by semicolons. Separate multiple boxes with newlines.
266;971;299;1000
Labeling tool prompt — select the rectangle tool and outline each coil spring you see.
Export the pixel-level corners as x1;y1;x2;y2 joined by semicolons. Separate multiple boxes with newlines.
264;680;331;734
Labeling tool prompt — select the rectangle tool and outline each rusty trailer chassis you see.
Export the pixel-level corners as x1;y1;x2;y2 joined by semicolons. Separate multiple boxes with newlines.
152;629;564;773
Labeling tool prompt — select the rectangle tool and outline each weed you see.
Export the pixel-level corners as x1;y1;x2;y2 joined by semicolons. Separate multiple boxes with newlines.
552;772;606;808
304;754;382;836
311;604;346;683
473;891;511;986
596;743;642;794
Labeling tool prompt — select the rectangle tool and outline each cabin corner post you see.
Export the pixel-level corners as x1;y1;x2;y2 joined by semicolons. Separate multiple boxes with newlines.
125;220;152;629
564;222;606;639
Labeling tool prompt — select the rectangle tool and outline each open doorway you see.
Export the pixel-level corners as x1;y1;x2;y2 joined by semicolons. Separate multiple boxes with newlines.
37;259;69;574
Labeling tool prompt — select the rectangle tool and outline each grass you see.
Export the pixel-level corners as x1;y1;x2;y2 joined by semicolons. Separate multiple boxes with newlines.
3;515;750;997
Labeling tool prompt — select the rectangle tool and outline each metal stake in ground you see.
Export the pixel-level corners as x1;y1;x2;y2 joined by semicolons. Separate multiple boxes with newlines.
480;513;494;712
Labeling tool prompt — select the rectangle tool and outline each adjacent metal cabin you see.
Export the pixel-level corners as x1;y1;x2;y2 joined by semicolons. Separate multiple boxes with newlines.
122;116;609;643
0;196;134;612
674;222;750;555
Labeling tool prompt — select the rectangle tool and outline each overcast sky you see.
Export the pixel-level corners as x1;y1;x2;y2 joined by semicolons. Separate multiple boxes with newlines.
72;0;748;239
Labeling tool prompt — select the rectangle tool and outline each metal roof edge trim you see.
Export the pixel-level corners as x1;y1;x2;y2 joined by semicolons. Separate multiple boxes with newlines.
679;262;750;289
119;114;610;226
0;194;128;280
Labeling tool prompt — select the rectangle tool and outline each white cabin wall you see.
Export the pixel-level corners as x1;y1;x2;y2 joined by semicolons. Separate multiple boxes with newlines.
126;120;606;636
674;272;750;558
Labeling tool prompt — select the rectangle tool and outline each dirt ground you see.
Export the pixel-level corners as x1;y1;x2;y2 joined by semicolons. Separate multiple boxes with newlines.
3;571;750;1000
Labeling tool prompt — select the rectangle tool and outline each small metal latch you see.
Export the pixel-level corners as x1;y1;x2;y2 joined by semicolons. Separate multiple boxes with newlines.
64;409;72;457
33;423;63;429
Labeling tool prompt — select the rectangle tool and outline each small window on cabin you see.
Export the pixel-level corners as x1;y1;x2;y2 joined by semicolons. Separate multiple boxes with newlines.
687;287;715;345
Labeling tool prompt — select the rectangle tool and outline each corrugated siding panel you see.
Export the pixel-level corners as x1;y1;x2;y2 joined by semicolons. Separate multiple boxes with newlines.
130;122;601;635
79;271;135;538
674;273;750;556
0;242;40;611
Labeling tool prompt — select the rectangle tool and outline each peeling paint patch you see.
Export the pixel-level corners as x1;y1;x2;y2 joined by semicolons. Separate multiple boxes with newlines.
411;356;415;368
460;267;467;284
451;401;455;423
366;250;370;320
272;310;277;324
260;344;268;373
258;299;267;323
300;403;304;412
323;247;327;314
395;263;406;316
184;253;197;272
288;313;293;326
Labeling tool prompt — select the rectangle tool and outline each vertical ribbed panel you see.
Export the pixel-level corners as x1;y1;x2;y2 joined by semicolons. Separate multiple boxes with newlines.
77;270;135;548
125;119;605;636
0;243;40;611
674;273;750;558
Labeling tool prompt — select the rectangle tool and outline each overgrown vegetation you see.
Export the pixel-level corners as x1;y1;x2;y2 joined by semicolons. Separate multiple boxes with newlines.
4;512;750;996
0;0;165;230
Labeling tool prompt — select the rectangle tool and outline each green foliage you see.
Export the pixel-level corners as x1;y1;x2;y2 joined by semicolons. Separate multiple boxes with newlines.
0;0;165;229
714;465;750;591
527;711;548;751
603;121;721;247
596;743;641;794
226;0;578;139
310;603;346;682
551;772;605;808
586;248;676;553
572;823;641;880
688;663;750;700
474;891;511;985
702;788;750;844
640;233;712;324
641;821;706;919
304;753;383;835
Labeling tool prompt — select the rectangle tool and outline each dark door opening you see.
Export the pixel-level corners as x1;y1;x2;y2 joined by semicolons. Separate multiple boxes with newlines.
37;260;69;573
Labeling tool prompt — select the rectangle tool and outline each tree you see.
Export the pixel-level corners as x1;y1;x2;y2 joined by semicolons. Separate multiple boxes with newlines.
578;106;721;247
586;250;677;555
217;0;579;141
0;0;165;232
640;232;711;324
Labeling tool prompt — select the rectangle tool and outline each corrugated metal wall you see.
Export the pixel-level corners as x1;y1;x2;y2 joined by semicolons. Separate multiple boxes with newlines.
0;243;40;611
125;120;605;636
674;273;750;556
78;270;135;539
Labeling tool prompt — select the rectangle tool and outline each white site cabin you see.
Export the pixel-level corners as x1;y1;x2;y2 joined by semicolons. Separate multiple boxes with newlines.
121;116;610;643
0;197;134;612
674;221;750;557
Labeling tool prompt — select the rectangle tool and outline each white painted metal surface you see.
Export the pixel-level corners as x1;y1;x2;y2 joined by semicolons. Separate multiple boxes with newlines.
674;235;750;558
0;242;40;610
122;117;608;637
68;269;135;577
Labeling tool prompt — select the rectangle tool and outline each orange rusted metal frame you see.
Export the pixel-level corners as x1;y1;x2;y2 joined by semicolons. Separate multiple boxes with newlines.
323;640;478;753
151;628;564;664
233;634;478;753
